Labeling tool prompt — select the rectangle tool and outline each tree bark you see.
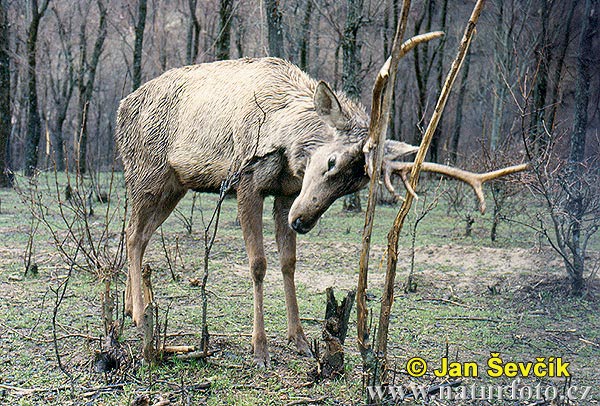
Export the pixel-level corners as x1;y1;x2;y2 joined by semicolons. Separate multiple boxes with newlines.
568;0;597;293
547;1;576;132
132;0;147;92
412;0;433;146
234;13;245;58
528;0;553;154
0;0;10;186
430;0;447;163
186;0;200;64
265;0;284;58
76;0;108;174
216;0;233;60
314;288;355;380
48;8;75;171
342;0;364;212
299;0;312;72
24;0;50;177
449;47;471;165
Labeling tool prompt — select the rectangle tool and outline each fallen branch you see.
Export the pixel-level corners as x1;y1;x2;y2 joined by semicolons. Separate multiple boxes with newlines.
434;316;501;323
285;396;328;406
160;345;196;354
418;298;472;308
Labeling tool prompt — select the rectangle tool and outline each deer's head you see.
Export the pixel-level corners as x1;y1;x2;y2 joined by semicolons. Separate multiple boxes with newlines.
288;82;417;234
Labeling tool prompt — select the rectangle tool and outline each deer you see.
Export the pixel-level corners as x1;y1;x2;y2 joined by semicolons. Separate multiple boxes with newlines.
115;56;526;367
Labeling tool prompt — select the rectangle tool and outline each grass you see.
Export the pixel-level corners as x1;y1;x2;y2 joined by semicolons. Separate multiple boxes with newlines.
0;171;598;405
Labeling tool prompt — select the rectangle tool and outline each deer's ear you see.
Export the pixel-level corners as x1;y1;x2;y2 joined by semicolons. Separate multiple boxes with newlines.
384;140;419;161
314;81;349;130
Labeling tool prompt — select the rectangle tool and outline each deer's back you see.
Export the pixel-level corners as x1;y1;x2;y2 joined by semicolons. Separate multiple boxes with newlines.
116;58;319;194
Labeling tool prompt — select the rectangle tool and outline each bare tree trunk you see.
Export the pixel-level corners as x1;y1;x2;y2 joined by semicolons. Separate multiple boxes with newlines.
568;0;597;294
412;0;433;146
299;0;312;72
430;0;448;163
489;1;511;151
186;0;200;64
449;47;470;165
234;13;245;58
24;0;50;177
48;8;75;171
342;0;364;212
76;0;107;174
132;0;147;92
312;12;321;77
265;0;284;58
547;1;576;132
341;0;363;101
528;0;553;154
0;0;11;186
384;0;401;141
216;0;233;60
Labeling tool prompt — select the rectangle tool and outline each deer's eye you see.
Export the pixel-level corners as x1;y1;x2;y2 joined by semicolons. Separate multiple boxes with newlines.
327;156;336;172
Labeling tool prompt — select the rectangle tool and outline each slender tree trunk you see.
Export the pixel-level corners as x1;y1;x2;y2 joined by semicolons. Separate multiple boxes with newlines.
49;8;75;171
76;0;107;174
568;0;597;294
547;1;576;132
186;0;200;64
312;12;321;77
234;13;245;58
430;0;447;163
299;0;312;72
0;0;11;186
489;1;511;151
216;0;233;60
342;0;364;212
24;0;50;177
132;0;147;92
341;0;363;101
412;0;433;146
265;0;284;58
449;47;470;165
528;0;553;154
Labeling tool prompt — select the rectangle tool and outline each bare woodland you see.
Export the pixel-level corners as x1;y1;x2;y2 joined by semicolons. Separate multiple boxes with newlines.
0;0;598;402
0;0;596;284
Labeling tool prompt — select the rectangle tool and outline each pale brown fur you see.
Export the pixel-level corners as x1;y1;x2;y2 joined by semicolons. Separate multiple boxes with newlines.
115;57;411;367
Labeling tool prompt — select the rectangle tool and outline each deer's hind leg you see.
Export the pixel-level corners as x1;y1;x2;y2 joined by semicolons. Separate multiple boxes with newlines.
274;196;311;357
125;175;186;326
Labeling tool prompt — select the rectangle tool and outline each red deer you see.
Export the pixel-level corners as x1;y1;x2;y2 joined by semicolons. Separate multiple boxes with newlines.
116;57;522;367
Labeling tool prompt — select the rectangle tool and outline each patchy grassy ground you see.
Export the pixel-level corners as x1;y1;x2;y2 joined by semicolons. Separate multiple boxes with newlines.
0;172;598;405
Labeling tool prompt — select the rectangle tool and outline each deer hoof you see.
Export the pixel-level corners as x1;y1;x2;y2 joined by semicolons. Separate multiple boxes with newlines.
252;334;270;368
289;333;312;357
253;353;271;368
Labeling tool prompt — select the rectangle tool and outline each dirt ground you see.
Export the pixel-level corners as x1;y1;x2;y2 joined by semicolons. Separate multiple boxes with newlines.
0;181;599;405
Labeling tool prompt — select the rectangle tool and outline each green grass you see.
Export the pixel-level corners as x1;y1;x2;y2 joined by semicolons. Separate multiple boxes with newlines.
0;171;598;405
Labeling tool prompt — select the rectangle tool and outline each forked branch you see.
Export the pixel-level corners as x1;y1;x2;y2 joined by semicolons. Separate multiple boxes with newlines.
365;31;445;176
384;162;530;213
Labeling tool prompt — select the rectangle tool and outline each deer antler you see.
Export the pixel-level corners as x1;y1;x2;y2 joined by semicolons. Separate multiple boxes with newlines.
383;161;530;214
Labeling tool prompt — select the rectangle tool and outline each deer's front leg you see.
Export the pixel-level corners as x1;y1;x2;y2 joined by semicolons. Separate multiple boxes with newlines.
237;190;269;367
274;196;312;357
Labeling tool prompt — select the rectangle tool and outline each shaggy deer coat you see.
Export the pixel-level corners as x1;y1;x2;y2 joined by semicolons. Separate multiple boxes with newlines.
116;57;414;366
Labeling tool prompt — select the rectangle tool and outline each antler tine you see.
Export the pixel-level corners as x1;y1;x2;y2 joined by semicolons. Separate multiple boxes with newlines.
383;161;415;202
385;162;530;214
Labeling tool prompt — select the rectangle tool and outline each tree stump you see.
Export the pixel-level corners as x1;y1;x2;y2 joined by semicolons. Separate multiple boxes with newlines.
314;288;355;380
141;264;157;364
142;302;157;363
